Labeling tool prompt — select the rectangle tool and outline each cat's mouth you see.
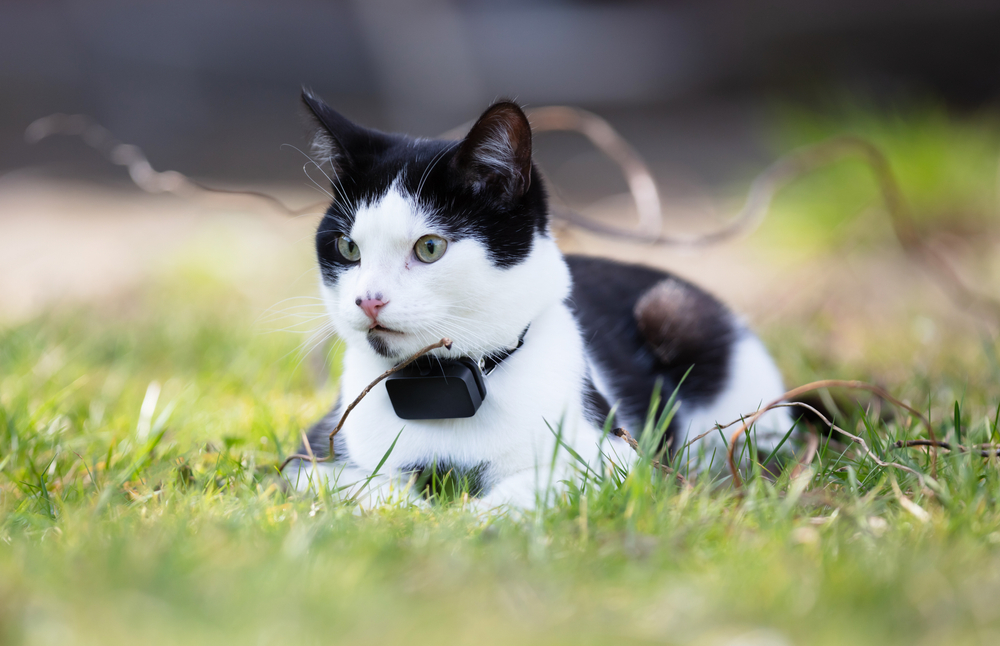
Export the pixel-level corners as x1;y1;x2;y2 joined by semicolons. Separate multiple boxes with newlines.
369;323;403;335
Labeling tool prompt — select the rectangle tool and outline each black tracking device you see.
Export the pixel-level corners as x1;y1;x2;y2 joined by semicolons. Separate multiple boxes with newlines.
385;357;487;420
384;326;529;420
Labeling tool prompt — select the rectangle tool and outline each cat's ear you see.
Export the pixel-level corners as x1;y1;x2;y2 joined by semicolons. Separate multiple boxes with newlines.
451;101;532;200
301;88;364;173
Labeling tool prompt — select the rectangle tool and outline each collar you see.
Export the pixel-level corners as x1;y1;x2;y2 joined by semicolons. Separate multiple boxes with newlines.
385;325;530;420
479;324;529;376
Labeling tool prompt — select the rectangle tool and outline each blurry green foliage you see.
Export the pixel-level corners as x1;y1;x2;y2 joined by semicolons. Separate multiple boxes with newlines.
757;104;1000;249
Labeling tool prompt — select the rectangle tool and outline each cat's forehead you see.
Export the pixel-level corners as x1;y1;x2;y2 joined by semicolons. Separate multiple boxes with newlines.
351;179;427;243
344;139;456;209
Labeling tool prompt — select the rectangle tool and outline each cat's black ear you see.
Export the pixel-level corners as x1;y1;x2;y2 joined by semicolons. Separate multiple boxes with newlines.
301;88;363;173
451;101;532;200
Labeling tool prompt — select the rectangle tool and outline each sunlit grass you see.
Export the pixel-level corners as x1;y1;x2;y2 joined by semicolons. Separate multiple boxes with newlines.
2;271;999;645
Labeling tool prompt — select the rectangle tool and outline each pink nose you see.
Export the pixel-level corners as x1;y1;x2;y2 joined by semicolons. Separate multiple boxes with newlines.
356;298;386;322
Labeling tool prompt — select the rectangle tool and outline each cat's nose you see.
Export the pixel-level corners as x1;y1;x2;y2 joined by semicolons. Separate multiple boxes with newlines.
356;297;387;322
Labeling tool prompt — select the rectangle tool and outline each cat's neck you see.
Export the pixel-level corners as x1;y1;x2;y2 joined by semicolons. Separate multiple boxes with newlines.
350;321;532;375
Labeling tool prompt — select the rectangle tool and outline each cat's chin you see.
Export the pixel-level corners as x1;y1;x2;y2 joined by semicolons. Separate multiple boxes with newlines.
365;327;405;359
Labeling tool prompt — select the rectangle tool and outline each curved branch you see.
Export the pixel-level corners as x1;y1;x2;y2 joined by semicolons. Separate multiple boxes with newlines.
726;379;936;489
24;113;325;216
895;439;1000;458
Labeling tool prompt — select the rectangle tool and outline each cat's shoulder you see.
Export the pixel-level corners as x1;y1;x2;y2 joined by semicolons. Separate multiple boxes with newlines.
565;253;736;354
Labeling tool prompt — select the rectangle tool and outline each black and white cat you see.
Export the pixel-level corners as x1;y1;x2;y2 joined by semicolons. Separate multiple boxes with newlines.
284;91;791;509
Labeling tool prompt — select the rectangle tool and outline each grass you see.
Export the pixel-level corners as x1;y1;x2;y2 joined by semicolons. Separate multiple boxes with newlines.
3;275;999;646
3;106;1000;645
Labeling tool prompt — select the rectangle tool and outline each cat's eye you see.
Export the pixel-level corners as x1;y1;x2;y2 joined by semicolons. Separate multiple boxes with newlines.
336;235;361;262
414;235;448;263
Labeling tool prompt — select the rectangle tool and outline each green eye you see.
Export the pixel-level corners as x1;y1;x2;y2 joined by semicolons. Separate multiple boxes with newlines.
414;235;448;263
336;235;361;262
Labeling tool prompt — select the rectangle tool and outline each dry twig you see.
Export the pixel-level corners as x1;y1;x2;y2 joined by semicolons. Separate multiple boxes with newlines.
680;401;832;455
782;400;928;486
24;113;324;216
788;425;820;481
894;439;1000;458
611;427;687;484
538;128;1000;327
725;379;936;489
438;105;665;238
524;106;663;239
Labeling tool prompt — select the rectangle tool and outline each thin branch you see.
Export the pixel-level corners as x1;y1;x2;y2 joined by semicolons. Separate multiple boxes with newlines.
726;380;936;489
438;106;664;239
24;113;325;216
894;439;1000;458
782;400;927;486
26;113;1000;328
611;427;687;485
679;401;821;455
788;425;820;481
527;107;663;239
277;337;452;473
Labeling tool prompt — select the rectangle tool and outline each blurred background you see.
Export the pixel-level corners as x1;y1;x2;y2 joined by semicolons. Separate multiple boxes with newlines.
5;0;1000;183
2;0;1000;380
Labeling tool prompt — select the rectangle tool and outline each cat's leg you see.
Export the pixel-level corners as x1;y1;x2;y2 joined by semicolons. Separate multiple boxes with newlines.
282;459;421;510
469;432;635;514
467;468;551;514
673;333;794;473
284;402;415;508
282;459;378;498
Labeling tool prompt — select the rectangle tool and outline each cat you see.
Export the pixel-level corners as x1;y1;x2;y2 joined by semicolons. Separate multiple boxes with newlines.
283;90;792;510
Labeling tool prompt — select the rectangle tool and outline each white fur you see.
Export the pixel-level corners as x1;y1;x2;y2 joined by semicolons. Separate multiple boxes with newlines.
299;180;631;509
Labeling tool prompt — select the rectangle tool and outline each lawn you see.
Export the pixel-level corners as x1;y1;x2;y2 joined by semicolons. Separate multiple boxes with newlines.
2;106;1000;645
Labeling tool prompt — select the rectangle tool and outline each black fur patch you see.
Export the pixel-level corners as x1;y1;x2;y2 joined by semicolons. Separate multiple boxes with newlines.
566;255;737;449
366;333;396;358
303;91;549;278
401;461;489;500
581;372;614;429
295;397;350;462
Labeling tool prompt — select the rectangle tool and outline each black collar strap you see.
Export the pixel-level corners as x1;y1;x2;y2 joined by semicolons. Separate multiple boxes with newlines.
479;325;529;376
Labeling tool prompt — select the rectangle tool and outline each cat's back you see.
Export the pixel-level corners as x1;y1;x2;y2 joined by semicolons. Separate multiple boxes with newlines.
566;254;787;451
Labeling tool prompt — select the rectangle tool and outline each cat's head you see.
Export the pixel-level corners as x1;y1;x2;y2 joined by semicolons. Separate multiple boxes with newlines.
303;90;570;361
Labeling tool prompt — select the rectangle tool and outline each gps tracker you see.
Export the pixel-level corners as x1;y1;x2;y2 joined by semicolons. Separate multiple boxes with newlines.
385;356;487;420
